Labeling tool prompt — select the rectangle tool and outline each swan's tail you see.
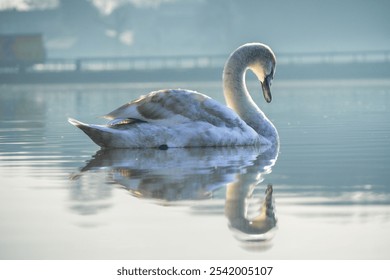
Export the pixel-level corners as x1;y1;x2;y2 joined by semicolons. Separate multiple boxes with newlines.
68;117;85;128
68;118;111;148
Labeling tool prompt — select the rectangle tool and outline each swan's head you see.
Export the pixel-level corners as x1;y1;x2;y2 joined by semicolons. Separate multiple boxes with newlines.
224;43;277;104
244;43;276;103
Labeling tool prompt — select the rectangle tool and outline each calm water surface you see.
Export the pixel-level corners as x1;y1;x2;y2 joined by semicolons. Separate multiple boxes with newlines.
0;80;389;259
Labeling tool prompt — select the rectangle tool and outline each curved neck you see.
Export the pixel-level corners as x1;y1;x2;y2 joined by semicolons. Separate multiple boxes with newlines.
223;56;258;118
223;55;278;144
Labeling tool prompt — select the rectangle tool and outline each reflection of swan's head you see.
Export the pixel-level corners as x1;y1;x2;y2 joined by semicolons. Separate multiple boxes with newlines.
224;43;276;103
226;184;277;244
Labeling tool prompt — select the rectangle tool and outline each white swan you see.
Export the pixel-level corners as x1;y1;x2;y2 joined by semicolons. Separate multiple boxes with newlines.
68;43;278;148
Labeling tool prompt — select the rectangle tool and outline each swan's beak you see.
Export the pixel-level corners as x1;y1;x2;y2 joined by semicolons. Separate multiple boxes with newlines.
261;76;272;103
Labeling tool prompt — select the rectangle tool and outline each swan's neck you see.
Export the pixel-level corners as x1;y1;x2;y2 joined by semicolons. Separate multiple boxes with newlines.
223;55;278;143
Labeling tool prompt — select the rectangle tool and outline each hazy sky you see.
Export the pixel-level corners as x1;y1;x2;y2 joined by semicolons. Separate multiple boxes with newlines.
0;0;173;13
1;0;389;56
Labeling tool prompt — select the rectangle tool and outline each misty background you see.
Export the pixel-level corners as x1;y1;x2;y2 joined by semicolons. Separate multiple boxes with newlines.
1;0;389;58
1;0;390;262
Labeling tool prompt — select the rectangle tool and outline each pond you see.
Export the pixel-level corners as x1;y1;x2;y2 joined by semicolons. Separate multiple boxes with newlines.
0;79;389;259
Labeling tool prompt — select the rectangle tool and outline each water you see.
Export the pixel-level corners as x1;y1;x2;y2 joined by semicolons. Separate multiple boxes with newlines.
1;80;390;259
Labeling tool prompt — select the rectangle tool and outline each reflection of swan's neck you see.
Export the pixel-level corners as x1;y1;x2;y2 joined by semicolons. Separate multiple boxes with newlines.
223;50;278;143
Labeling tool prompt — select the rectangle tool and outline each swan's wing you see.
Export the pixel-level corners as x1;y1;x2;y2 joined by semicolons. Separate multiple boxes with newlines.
104;89;244;128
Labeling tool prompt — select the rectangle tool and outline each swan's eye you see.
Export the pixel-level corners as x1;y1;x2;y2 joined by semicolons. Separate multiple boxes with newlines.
266;74;273;86
270;68;275;78
267;69;275;85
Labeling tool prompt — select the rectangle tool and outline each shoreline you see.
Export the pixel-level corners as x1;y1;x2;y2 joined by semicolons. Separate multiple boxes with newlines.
1;62;389;85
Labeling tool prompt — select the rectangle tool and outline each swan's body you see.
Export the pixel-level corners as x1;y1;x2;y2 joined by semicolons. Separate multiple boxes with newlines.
69;43;278;148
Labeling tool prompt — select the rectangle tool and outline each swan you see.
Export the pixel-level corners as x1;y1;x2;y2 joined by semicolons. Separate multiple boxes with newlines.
68;43;278;148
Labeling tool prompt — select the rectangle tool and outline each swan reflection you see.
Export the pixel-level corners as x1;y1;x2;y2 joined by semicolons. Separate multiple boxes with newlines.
73;145;279;250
